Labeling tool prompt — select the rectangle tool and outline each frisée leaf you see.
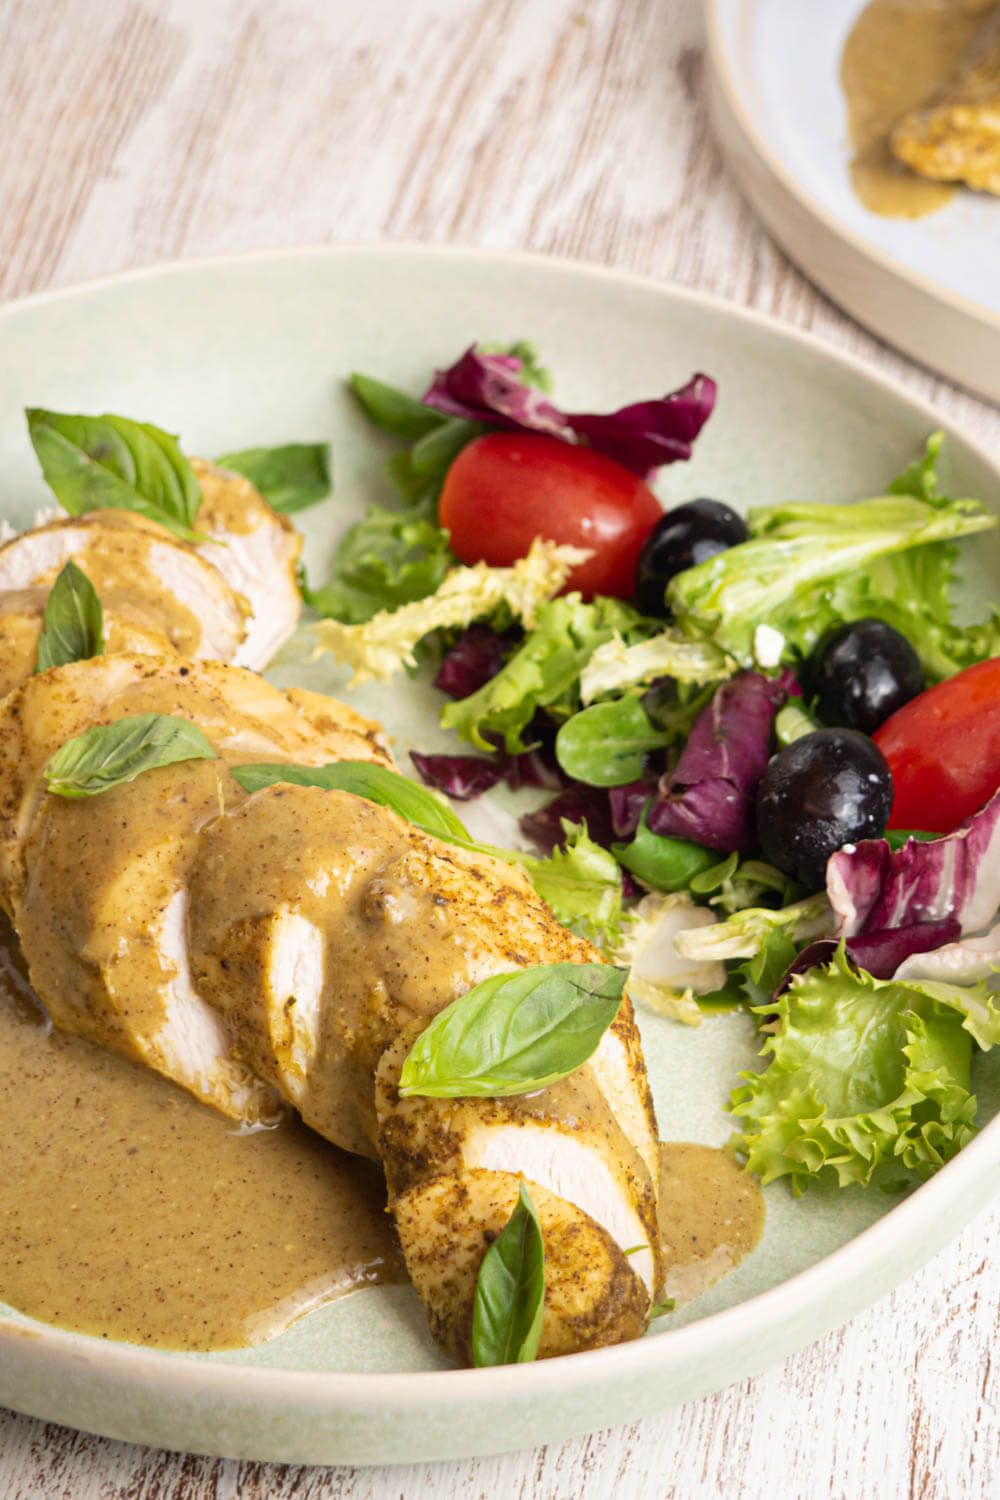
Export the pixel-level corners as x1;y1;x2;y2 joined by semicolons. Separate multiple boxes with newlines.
731;948;996;1192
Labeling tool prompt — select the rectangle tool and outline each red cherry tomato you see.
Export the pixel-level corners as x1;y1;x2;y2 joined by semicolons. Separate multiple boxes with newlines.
874;656;1000;832
438;433;663;600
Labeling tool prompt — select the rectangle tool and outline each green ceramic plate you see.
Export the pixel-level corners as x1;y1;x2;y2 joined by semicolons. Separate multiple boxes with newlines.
0;245;997;1465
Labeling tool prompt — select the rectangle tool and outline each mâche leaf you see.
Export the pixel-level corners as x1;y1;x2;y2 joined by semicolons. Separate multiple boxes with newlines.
34;560;105;672
555;697;666;787
216;442;330;514
229;759;470;843
350;373;447;440
397;961;626;1098
26;409;204;541
471;1181;545;1367
45;713;216;799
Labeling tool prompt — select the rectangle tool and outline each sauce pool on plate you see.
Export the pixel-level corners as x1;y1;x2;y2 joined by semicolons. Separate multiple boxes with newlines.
0;924;403;1352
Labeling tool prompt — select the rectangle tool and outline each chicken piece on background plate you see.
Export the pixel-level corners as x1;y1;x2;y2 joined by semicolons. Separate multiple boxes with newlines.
892;7;1000;195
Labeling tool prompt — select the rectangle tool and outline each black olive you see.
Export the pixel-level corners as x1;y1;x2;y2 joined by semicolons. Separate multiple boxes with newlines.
634;499;749;616
807;618;924;734
756;729;893;890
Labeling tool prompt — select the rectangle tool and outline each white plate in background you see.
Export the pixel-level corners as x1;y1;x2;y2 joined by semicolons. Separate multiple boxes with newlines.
706;0;1000;403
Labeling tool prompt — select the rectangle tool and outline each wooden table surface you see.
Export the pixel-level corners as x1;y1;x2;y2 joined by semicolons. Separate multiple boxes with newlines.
1;0;997;1495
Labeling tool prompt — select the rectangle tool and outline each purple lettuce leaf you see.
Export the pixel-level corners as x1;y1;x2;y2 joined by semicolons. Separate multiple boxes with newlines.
777;917;962;992
828;787;1000;939
520;785;615;854
610;779;657;840
646;671;794;852
423;347;717;479
565;379;717;477
409;751;508;801
410;743;564;802
894;919;1000;984
423;347;570;439
434;625;513;699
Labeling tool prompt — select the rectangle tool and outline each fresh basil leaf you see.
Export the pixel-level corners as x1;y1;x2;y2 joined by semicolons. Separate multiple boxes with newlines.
26;409;204;541
229;759;470;843
472;1180;545;1367
556;697;666;787
45;713;216;798
35;561;105;672
398;961;625;1099
350;374;446;440
216;442;330;514
613;810;718;893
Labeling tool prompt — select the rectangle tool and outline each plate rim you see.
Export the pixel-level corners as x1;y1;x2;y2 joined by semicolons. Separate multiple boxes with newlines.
0;239;998;1418
703;0;1000;400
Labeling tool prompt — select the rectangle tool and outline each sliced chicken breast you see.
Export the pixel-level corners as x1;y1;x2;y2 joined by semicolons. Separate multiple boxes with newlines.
392;1170;648;1362
0;656;393;1118
187;781;663;1350
0;509;249;667
192;460;302;669
0;653;393;915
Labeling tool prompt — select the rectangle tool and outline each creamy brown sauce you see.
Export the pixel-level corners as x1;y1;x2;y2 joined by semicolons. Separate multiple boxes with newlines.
658;1142;764;1306
0;924;403;1351
841;0;996;217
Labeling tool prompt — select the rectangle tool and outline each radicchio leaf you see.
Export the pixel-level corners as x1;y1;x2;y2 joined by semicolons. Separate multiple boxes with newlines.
410;744;564;802
775;918;961;993
423;347;716;478
828;788;1000;939
434;625;515;699
646;671;794;852
610;779;657;840
409;751;508;801
520;785;615;854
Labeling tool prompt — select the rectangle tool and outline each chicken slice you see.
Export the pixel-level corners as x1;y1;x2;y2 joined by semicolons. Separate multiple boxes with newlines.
187;781;663;1349
0;509;249;668
192;459;302;669
392;1170;648;1363
0;653;393;916
0;657;393;1118
892;9;1000;195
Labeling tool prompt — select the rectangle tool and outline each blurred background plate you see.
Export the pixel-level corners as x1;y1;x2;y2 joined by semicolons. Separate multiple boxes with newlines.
706;0;1000;403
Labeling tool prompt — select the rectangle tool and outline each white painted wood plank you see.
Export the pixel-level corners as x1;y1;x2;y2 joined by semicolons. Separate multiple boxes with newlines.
0;0;996;1495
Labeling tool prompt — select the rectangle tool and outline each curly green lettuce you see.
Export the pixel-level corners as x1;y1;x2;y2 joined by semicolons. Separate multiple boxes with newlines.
310;539;588;684
441;595;646;752
731;949;1000;1193
668;437;997;675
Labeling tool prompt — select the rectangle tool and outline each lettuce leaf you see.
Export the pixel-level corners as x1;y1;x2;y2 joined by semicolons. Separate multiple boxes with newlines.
646;671;793;852
828;788;1000;939
668;446;996;672
304;504;453;623
423;347;716;478
512;821;625;949
673;892;834;962
440;595;646;752
731;949;998;1191
311;539;588;683
579;627;732;702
